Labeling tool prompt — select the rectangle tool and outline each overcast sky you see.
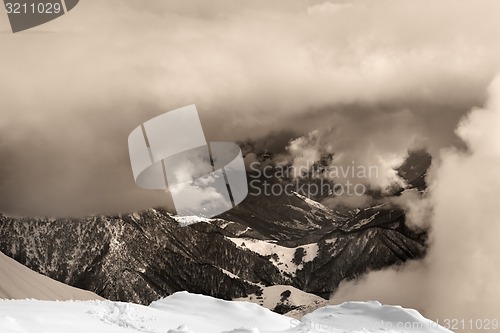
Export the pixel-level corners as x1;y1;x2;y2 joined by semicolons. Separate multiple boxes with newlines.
1;0;500;217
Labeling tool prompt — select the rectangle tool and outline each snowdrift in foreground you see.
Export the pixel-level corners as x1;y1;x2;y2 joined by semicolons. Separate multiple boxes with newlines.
0;251;102;301
0;291;451;333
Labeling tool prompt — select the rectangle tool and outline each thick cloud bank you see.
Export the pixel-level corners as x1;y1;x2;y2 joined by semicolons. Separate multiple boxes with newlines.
332;75;500;321
1;0;500;216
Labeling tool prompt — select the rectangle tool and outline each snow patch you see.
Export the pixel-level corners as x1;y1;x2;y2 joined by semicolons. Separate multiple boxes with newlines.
171;215;215;227
236;285;326;313
228;237;318;274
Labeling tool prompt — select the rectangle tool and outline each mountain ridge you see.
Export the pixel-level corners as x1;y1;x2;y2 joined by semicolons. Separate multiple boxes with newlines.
0;150;431;312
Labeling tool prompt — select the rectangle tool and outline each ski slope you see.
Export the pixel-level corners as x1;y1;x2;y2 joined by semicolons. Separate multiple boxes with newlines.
0;251;102;301
0;291;452;333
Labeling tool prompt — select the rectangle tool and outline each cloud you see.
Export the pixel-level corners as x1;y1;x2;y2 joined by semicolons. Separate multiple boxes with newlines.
389;189;432;229
331;75;500;320
307;2;355;15
285;110;419;191
1;0;500;216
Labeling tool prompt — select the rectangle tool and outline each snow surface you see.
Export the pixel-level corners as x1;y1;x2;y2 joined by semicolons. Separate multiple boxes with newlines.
300;301;452;333
236;285;327;313
0;291;452;333
293;191;332;213
0;248;450;333
170;214;217;227
0;251;102;301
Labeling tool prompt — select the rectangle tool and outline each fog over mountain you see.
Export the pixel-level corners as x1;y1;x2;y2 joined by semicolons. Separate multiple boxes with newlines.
333;76;500;320
1;0;500;216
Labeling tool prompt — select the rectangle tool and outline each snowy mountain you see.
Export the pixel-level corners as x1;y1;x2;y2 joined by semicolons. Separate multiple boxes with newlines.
0;291;451;333
0;251;102;301
0;151;430;313
0;198;425;307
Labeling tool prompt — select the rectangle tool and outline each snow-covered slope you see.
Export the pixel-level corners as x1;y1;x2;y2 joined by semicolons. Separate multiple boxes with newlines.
0;251;102;301
228;237;318;275
0;291;451;333
236;285;327;315
301;301;452;333
150;291;290;332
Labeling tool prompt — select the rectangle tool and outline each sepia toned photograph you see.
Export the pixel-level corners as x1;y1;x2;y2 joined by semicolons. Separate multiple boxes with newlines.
1;1;499;332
